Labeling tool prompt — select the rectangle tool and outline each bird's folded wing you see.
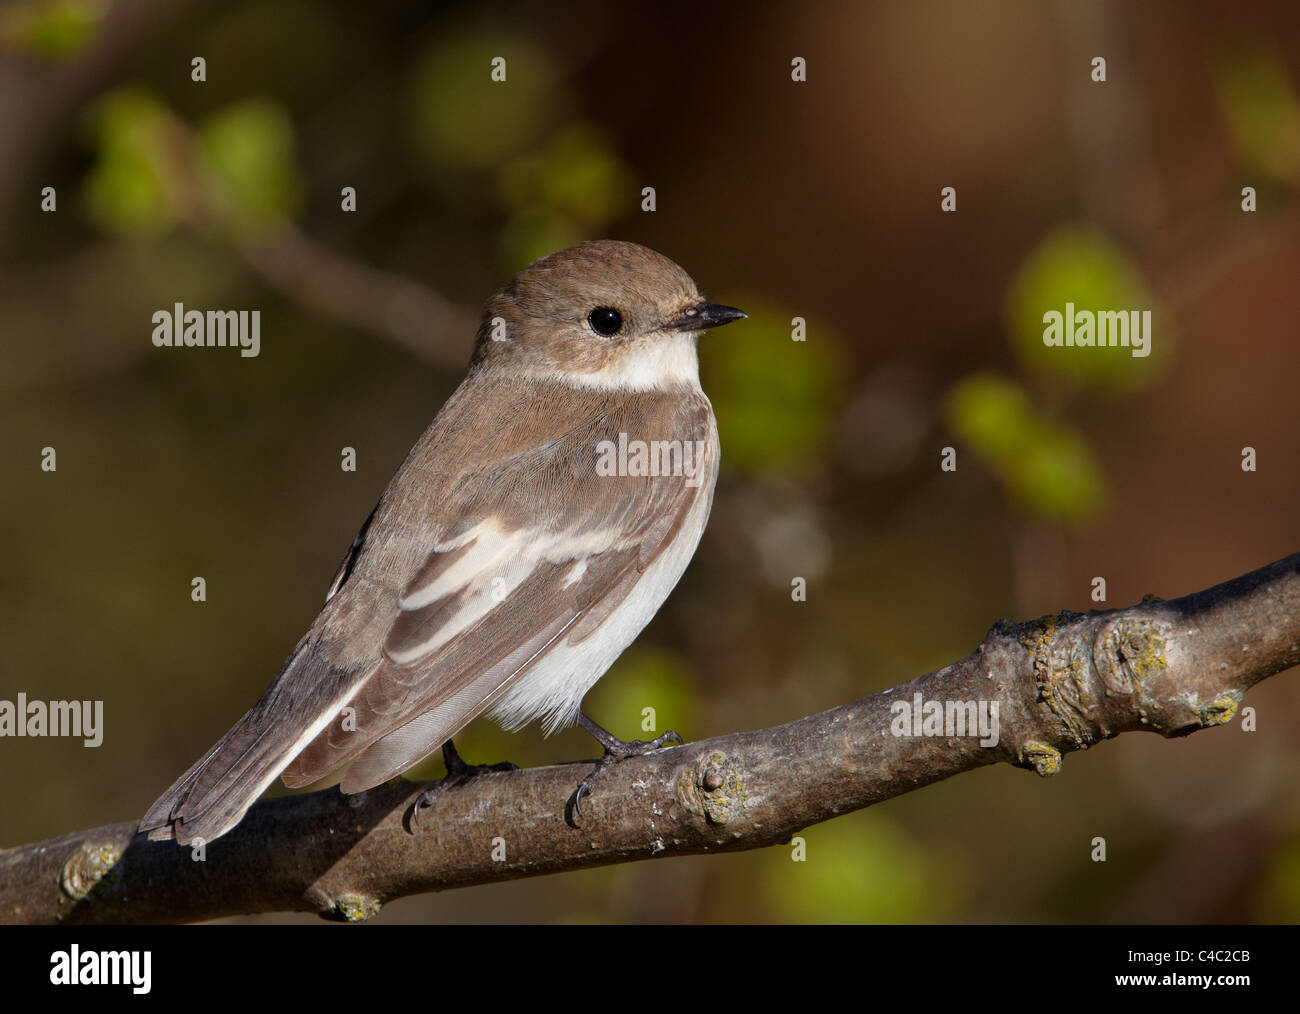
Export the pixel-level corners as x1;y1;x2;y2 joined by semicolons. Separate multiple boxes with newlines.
280;391;713;791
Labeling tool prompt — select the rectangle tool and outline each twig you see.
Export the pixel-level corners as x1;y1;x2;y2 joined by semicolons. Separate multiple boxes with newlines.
238;226;477;369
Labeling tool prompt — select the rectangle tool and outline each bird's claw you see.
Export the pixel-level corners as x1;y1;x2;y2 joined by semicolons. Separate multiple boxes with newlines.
405;741;519;833
563;727;683;828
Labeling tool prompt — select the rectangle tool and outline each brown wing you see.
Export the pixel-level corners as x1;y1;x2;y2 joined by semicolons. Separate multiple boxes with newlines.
280;386;713;791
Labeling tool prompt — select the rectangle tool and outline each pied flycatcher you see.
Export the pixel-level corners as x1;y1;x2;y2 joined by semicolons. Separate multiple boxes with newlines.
142;239;745;845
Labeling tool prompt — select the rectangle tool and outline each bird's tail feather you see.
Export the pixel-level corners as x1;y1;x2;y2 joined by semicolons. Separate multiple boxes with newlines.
140;637;365;845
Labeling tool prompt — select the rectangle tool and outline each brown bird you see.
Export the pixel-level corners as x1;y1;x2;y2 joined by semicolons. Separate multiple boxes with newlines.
142;240;745;845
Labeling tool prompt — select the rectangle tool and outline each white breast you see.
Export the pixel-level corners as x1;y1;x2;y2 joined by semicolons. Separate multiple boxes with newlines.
487;415;720;735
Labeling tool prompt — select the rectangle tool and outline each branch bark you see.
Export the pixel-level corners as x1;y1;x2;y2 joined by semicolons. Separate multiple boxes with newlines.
2;553;1296;925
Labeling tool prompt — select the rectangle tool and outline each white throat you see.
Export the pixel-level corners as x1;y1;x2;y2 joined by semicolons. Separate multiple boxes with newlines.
555;332;702;392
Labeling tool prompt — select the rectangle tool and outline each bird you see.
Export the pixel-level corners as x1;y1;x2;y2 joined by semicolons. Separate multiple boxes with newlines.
141;239;746;845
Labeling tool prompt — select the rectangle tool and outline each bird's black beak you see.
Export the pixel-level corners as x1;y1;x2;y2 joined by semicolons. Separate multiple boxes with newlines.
667;301;748;332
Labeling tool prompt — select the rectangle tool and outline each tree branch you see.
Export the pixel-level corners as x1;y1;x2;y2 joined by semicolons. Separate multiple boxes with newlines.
238;225;477;370
2;553;1296;924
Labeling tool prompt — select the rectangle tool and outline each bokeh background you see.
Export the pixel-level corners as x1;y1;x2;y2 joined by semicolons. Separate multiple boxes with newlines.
2;0;1299;924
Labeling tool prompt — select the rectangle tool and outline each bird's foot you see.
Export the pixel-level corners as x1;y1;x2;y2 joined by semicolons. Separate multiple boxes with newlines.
407;739;519;832
564;713;683;828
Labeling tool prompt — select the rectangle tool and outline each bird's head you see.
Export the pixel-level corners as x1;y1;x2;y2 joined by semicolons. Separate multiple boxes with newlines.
471;240;746;390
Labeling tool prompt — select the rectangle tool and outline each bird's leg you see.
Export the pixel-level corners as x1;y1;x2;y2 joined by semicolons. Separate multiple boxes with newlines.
407;739;519;831
564;712;683;827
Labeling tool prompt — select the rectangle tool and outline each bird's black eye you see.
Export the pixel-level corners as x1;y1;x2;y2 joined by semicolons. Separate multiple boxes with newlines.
588;306;623;337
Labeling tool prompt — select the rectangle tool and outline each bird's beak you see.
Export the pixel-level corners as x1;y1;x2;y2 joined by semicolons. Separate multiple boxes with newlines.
667;301;748;332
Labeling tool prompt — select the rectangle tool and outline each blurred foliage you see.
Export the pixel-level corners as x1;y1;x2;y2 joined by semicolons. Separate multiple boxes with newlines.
704;303;844;476
1214;49;1300;183
0;0;103;62
82;91;184;235
952;222;1168;523
498;125;631;225
1006;225;1163;392
584;647;698;738
411;27;560;171
83;24;631;269
198;100;302;238
1253;831;1300;922
409;24;635;269
83;90;303;241
946;373;1105;523
495;207;586;274
497;125;634;268
760;811;966;922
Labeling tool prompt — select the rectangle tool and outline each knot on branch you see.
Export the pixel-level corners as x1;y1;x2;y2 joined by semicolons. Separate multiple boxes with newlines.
1019;741;1062;776
324;893;383;923
998;608;1246;746
1094;614;1241;736
995;611;1182;748
61;843;123;902
1094;617;1167;696
677;750;746;826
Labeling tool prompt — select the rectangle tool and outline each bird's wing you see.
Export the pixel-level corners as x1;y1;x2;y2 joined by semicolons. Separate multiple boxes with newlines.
283;390;715;792
142;378;713;844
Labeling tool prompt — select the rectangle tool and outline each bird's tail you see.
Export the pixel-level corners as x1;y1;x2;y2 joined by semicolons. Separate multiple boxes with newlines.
140;635;362;845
